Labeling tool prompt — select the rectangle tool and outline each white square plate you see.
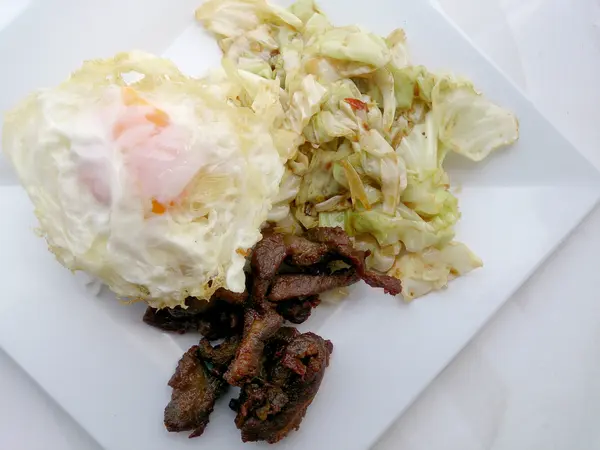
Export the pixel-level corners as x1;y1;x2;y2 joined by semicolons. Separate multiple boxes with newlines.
1;1;599;449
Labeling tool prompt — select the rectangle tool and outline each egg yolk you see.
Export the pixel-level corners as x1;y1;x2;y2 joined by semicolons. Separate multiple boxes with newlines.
80;86;193;215
116;87;175;214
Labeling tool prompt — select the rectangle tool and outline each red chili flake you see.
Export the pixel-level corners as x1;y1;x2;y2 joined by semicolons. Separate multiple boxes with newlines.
344;98;368;111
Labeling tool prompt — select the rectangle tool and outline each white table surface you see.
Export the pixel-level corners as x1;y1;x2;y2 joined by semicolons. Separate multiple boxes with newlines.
2;0;600;449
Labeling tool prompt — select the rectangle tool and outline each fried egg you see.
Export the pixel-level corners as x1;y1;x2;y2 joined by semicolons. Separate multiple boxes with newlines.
2;51;285;308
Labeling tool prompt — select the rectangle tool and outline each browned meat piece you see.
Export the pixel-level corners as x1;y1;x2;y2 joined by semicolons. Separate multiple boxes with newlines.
251;232;340;298
171;289;247;315
268;271;360;301
224;309;283;386
275;296;321;324
213;288;248;305
305;227;358;262
164;346;228;438
282;235;329;266
143;298;244;339
305;227;402;295
263;327;302;363
233;332;333;443
250;278;272;308
168;298;213;317
360;270;403;296
194;300;244;340
234;382;289;418
250;233;288;306
251;233;288;279
266;327;301;351
280;333;333;377
262;327;303;386
249;228;399;308
197;336;240;376
143;307;201;334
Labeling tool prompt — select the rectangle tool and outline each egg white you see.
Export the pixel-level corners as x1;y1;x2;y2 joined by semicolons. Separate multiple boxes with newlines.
2;52;285;308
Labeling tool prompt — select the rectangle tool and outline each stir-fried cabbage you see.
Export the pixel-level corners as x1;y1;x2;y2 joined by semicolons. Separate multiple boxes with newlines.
196;0;519;300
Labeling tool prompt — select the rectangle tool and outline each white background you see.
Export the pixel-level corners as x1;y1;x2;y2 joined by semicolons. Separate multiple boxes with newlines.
1;0;600;449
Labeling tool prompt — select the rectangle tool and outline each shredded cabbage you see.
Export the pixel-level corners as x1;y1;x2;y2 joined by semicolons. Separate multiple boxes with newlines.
388;242;483;300
196;0;519;300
